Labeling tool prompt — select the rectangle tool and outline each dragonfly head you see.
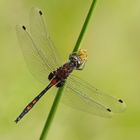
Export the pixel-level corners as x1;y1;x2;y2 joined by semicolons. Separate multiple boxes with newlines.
69;49;88;68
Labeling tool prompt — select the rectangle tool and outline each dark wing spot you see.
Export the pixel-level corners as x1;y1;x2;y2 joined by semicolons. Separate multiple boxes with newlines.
22;25;26;30
118;99;123;103
39;10;43;15
107;108;111;112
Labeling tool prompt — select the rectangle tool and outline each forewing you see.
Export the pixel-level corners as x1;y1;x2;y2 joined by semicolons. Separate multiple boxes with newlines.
29;7;61;70
16;25;52;84
16;7;61;84
62;75;126;117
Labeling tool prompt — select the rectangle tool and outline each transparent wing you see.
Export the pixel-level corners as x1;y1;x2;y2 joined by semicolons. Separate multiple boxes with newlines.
29;7;61;70
62;75;126;117
16;25;54;84
16;7;61;84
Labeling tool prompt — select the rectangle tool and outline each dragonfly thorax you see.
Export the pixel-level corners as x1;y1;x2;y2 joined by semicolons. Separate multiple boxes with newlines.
48;57;81;87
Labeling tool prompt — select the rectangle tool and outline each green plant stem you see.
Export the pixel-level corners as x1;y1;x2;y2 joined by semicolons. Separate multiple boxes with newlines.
39;87;65;140
39;1;97;140
73;0;97;52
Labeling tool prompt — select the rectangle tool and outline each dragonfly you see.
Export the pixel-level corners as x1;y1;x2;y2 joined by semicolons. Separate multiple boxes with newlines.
15;7;126;123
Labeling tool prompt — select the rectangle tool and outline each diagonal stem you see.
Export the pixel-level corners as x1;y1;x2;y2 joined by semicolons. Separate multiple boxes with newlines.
39;0;97;140
72;0;97;52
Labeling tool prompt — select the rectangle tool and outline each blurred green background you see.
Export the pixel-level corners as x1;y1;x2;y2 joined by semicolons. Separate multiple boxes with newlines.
0;0;140;140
